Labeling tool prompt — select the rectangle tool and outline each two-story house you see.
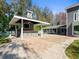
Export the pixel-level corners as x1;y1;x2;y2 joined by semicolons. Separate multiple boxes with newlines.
66;3;79;36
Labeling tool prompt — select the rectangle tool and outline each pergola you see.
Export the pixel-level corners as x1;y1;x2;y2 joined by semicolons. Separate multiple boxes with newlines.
43;25;66;35
9;15;50;40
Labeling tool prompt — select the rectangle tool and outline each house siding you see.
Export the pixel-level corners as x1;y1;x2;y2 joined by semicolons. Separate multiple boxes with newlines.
67;7;79;36
67;12;73;36
78;10;79;21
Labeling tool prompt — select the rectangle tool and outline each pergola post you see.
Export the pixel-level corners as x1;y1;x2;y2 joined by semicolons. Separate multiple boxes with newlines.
15;25;17;37
9;25;12;38
21;19;23;40
56;28;58;34
41;24;43;37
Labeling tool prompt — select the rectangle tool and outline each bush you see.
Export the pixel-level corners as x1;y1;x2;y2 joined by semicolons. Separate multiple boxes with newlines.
34;25;41;31
65;40;79;59
0;36;11;44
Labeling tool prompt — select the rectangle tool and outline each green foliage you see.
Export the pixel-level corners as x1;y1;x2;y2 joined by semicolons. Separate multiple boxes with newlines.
65;40;79;59
12;0;32;16
34;25;41;31
0;0;14;32
0;0;5;15
0;0;32;32
0;36;11;44
43;7;53;23
0;0;53;33
32;5;53;23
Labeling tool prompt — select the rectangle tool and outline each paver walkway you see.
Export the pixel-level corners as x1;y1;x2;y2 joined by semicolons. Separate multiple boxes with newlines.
23;35;79;59
0;35;78;59
0;37;27;59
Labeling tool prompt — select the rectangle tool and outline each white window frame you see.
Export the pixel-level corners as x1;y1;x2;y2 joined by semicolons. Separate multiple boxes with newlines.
73;11;78;21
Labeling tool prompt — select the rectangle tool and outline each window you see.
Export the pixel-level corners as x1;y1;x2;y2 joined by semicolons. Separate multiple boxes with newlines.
74;25;79;35
74;12;77;21
74;13;77;20
74;25;79;31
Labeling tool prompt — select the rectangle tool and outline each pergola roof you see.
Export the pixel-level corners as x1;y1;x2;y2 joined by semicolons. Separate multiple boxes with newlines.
9;15;50;25
43;24;66;29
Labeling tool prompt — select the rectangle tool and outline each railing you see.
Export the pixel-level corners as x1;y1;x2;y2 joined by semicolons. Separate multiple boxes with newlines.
74;31;79;35
73;20;79;26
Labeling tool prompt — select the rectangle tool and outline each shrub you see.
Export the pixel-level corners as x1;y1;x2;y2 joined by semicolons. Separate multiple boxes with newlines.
34;25;41;31
0;36;11;44
65;40;79;59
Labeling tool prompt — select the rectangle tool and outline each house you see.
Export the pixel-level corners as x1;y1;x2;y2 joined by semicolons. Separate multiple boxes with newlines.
66;3;79;36
43;3;79;37
9;10;50;40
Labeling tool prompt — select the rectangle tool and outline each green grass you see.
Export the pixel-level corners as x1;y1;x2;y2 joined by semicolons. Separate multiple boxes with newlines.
0;35;11;44
65;40;79;59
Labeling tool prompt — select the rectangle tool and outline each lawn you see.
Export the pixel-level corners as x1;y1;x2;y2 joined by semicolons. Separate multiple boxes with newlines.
0;35;11;44
65;40;79;59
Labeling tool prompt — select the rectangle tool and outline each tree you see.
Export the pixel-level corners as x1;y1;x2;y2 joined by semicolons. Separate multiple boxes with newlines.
0;0;5;15
0;0;54;32
32;5;53;23
0;0;14;32
43;7;53;23
54;14;60;25
11;0;32;16
11;0;19;14
58;12;66;25
53;12;66;25
32;5;42;20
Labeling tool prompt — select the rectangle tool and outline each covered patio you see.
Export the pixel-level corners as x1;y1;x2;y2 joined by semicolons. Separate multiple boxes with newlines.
43;25;66;35
9;15;50;40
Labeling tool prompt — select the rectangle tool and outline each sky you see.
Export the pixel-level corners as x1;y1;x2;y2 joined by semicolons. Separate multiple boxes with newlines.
6;0;79;14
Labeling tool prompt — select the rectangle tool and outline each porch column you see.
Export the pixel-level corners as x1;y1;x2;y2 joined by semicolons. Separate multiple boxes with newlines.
15;25;17;37
41;24;43;37
56;28;58;34
21;19;23;40
9;25;12;38
66;12;68;36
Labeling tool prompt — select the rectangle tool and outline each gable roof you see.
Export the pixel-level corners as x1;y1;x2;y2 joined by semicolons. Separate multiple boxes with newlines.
9;15;50;25
65;2;79;10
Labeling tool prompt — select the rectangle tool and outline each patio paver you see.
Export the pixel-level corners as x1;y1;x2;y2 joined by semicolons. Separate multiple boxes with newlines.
0;35;78;59
23;34;79;59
